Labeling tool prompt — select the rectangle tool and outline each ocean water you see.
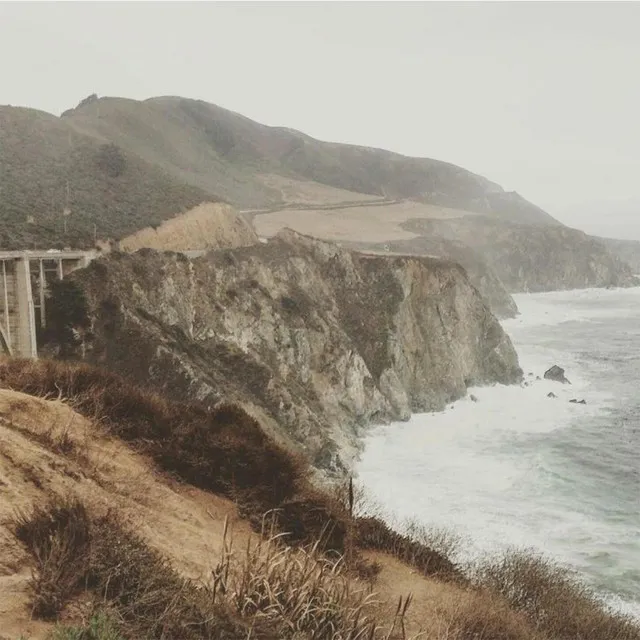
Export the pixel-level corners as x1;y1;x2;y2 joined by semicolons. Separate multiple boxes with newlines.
356;286;640;618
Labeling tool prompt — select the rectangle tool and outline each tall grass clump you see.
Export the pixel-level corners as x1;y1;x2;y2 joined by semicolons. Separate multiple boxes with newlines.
13;496;92;618
207;516;394;639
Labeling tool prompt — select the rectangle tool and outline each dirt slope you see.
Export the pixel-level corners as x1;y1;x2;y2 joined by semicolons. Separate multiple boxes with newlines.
117;202;259;253
0;386;536;640
0;388;253;639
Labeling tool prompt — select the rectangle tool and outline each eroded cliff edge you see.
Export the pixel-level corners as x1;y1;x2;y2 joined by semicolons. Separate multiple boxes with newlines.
45;230;522;475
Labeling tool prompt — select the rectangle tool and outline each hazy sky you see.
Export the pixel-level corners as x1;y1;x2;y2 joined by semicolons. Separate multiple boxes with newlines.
1;2;639;238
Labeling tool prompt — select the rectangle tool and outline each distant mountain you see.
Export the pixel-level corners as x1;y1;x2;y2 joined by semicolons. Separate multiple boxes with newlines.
62;95;561;225
556;199;640;273
596;237;640;273
557;199;640;242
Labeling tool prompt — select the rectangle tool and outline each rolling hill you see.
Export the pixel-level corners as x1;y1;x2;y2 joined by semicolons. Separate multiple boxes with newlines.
0;105;213;249
62;95;561;226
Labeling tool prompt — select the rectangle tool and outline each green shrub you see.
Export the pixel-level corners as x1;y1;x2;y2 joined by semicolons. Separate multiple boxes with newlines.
49;612;124;640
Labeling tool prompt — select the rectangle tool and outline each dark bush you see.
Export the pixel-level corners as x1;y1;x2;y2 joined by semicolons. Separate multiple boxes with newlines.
95;144;126;178
355;516;464;582
13;496;91;618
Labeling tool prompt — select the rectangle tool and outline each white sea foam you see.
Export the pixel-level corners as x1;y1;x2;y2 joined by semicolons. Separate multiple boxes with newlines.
356;286;640;619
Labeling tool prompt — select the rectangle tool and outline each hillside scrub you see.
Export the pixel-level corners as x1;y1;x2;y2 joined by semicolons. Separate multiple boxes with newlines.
473;550;640;640
0;358;335;547
0;358;465;581
12;495;406;640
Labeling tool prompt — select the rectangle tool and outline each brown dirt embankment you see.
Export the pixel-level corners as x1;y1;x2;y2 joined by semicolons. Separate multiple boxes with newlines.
117;202;258;253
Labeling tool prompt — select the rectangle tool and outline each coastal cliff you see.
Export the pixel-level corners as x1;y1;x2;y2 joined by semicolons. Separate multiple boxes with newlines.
45;230;522;474
343;235;519;319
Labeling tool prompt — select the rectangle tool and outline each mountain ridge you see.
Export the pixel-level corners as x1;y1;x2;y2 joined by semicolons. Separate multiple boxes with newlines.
61;94;561;224
1;93;637;314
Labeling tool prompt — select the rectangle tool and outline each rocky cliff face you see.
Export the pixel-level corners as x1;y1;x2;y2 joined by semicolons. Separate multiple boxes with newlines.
343;236;519;319
404;216;639;293
45;231;522;475
596;237;640;274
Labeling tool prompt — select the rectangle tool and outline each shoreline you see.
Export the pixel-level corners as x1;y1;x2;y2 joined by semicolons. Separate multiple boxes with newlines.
353;287;640;619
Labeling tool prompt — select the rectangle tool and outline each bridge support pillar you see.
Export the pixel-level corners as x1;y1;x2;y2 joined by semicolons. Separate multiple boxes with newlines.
15;256;38;359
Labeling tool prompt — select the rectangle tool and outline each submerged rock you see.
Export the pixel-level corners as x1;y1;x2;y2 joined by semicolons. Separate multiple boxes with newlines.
569;398;587;405
547;392;557;398
544;365;571;384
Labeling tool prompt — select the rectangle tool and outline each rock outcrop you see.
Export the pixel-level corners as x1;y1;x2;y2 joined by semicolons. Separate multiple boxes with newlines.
544;365;571;385
344;236;519;319
44;230;522;475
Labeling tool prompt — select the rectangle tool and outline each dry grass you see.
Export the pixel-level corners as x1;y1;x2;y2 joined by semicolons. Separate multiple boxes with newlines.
208;516;400;639
474;550;640;640
13;497;91;619
13;495;416;640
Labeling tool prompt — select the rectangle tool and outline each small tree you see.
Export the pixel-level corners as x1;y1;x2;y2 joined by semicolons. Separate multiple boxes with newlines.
96;143;126;178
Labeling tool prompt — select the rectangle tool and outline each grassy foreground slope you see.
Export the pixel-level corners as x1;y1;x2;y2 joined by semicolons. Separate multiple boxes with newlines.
0;358;638;640
0;106;213;249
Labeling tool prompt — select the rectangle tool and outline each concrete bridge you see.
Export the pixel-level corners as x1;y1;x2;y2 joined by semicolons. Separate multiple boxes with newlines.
0;250;96;359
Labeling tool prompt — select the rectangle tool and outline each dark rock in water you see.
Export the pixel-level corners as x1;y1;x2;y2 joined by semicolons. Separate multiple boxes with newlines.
569;398;587;405
528;372;534;377
469;394;478;402
522;381;529;387
544;365;571;384
547;392;557;398
536;376;541;380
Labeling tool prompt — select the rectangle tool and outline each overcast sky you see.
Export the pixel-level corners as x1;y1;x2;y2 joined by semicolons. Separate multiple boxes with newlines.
1;2;639;238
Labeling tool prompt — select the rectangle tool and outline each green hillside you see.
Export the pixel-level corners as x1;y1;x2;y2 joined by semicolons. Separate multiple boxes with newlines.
0;105;214;249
